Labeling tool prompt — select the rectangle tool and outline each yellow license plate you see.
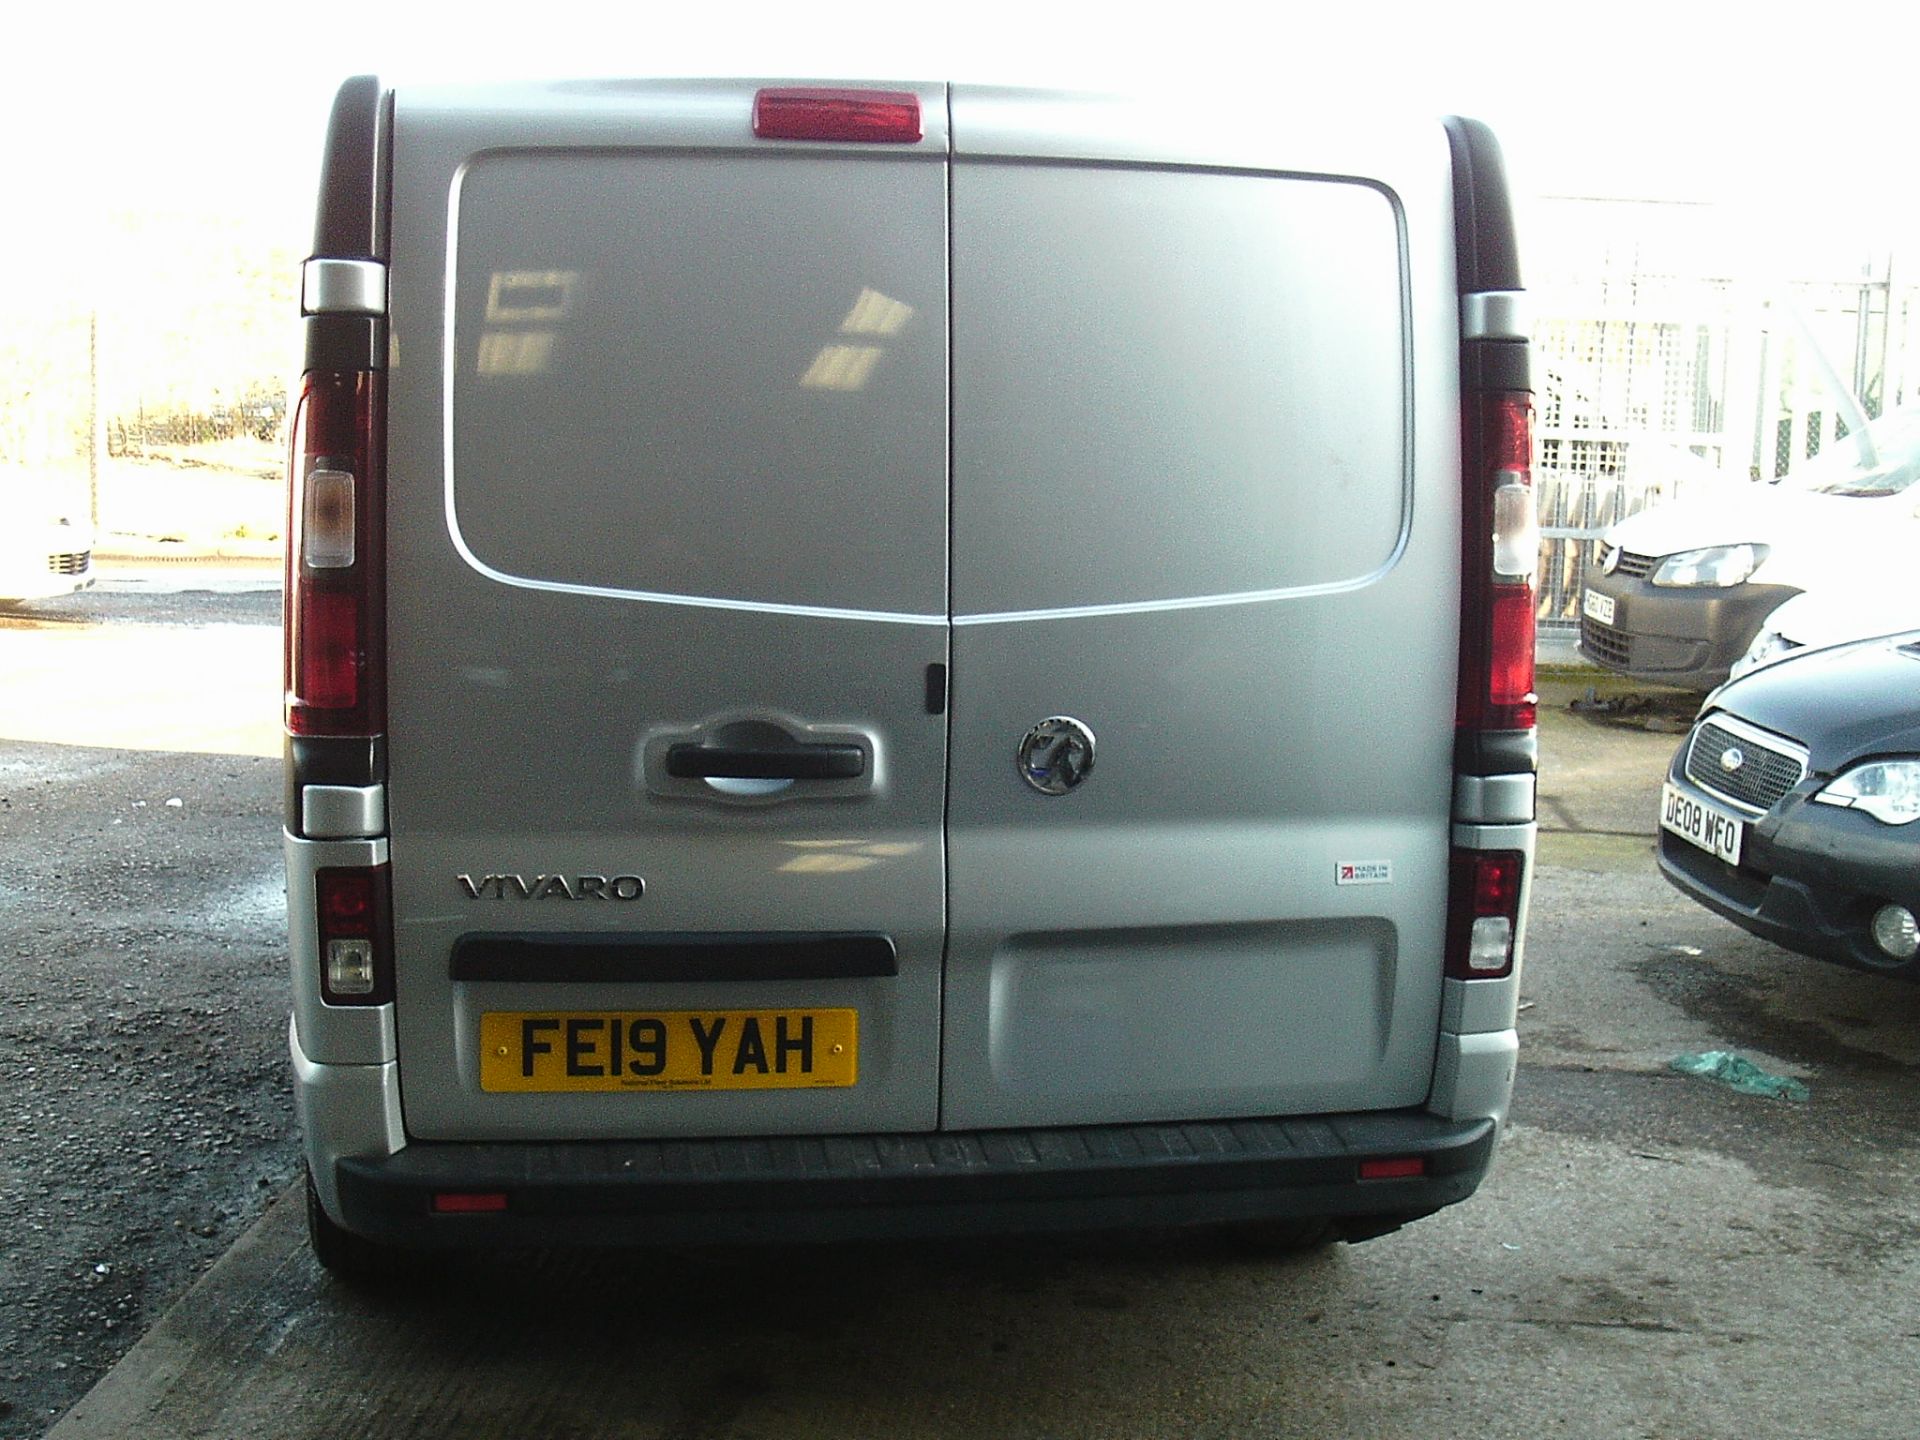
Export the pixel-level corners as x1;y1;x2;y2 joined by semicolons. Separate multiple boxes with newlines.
479;1009;857;1093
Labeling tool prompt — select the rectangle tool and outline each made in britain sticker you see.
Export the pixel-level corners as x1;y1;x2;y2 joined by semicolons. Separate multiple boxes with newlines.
1336;861;1393;886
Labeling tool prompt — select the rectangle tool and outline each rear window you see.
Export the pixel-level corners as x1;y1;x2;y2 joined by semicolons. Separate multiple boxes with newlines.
951;163;1409;617
447;151;948;618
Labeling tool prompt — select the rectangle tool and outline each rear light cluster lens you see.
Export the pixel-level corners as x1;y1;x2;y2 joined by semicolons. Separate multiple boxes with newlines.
1445;849;1525;979
317;866;394;1005
286;371;385;738
752;88;923;144
1458;391;1537;732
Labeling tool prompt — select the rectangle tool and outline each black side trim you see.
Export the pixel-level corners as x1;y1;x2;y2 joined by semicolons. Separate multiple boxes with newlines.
285;735;387;835
333;1113;1497;1248
304;314;385;374
1462;337;1531;393
450;931;900;983
1454;727;1539;778
1442;116;1522;293
313;75;383;259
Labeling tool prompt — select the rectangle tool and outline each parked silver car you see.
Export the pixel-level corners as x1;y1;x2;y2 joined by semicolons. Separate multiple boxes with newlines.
1580;405;1920;690
0;479;93;603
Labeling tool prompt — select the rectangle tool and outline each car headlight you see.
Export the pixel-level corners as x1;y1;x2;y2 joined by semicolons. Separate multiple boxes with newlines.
1814;759;1920;825
1650;543;1768;588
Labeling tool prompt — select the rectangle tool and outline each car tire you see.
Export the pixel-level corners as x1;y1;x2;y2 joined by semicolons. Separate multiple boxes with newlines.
305;1170;415;1285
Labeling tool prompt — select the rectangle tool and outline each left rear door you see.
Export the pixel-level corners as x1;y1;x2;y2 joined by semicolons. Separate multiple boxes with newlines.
380;81;953;1141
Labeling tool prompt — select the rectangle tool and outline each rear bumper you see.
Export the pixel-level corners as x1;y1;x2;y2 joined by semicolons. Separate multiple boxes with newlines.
329;1112;1497;1248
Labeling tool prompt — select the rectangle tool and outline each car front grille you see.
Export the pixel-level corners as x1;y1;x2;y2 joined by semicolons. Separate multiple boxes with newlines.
1614;550;1656;579
1581;616;1631;667
48;551;90;576
1684;717;1807;814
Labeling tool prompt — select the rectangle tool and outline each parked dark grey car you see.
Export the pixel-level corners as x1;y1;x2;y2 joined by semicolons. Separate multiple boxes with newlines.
1658;632;1920;975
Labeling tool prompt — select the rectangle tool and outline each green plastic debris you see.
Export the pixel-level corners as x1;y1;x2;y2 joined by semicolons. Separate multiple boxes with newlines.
1669;1051;1809;1101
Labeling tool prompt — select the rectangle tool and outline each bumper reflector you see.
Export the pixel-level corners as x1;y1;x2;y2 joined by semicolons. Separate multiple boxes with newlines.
1359;1157;1428;1181
433;1192;509;1215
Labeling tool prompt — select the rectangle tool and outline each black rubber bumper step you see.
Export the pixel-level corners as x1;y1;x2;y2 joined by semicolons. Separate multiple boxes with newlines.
335;1112;1496;1248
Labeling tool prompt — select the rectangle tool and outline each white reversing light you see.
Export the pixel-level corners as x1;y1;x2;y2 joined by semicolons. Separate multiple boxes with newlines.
326;938;375;995
302;467;356;570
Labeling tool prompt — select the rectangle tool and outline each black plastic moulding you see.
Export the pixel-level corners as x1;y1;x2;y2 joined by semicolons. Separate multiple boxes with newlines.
305;75;389;375
313;74;386;260
1454;728;1539;778
1442;115;1522;297
1463;339;1531;394
450;932;901;984
285;736;387;836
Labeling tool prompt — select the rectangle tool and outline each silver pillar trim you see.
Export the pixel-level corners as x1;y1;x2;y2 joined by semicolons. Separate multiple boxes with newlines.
1453;772;1536;825
301;784;388;840
1461;290;1529;341
302;258;387;316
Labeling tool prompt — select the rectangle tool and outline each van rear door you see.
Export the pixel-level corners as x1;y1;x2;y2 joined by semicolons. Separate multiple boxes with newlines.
381;83;952;1141
940;93;1465;1129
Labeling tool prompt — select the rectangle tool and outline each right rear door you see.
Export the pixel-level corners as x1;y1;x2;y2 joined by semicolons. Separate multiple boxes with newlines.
938;92;1468;1130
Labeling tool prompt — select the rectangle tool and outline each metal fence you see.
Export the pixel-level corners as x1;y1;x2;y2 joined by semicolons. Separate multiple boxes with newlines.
1527;196;1913;477
1534;469;1711;635
1525;195;1920;640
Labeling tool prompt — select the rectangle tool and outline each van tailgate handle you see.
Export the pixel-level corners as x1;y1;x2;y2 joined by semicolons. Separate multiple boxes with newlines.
664;742;865;781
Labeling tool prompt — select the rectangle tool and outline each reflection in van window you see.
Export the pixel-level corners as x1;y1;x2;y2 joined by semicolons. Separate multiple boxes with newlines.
448;154;948;618
486;270;578;323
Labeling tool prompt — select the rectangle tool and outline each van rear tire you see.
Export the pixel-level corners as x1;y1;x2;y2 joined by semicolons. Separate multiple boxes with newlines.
305;1171;414;1284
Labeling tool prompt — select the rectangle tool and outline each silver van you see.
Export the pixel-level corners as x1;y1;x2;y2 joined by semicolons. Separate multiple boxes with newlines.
286;76;1537;1277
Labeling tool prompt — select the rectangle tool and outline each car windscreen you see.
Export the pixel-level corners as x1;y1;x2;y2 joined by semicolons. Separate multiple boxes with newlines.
1793;406;1920;497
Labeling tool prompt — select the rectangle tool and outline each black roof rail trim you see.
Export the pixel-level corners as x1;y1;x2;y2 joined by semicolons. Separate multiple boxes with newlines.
1442;116;1522;296
313;75;385;261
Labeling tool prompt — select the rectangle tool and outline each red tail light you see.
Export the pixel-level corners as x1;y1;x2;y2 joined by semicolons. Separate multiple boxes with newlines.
1457;391;1536;732
1444;849;1524;980
316;865;394;1005
752;88;923;143
286;370;385;738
